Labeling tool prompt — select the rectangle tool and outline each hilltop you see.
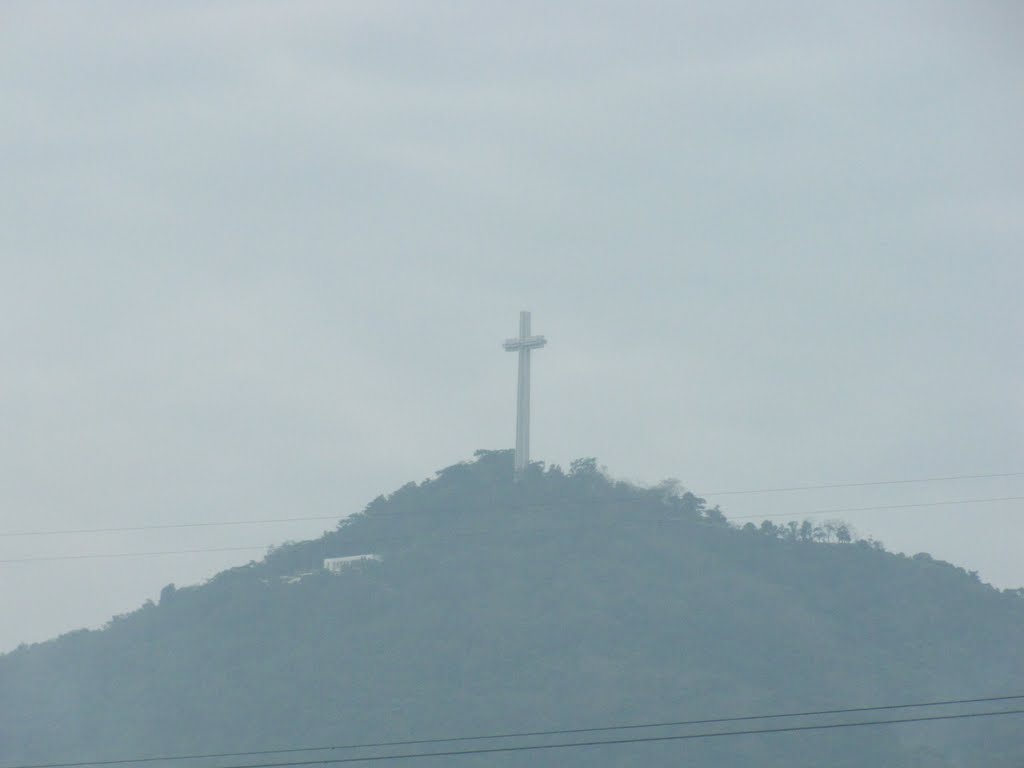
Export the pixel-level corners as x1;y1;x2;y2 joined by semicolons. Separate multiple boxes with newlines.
1;450;1021;767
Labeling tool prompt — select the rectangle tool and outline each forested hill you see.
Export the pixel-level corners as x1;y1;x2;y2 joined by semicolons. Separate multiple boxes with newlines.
2;450;1022;767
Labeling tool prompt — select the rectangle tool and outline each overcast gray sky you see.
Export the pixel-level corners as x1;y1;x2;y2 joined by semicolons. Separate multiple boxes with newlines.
2;1;1022;652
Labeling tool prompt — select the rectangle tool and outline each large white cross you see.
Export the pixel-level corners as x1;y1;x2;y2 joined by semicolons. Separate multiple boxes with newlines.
503;311;547;479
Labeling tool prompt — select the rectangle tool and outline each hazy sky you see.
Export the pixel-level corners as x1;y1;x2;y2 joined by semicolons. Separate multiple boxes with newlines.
2;1;1022;652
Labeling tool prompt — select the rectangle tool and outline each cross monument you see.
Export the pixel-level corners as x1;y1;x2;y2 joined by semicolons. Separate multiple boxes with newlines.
503;311;547;480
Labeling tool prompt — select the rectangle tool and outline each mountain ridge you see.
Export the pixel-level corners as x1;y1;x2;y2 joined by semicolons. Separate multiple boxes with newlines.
2;450;1021;767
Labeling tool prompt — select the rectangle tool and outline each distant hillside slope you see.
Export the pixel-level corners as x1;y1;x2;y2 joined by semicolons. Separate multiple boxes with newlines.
2;451;1022;767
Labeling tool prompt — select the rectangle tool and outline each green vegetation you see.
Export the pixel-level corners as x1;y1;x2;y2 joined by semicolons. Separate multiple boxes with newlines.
1;450;1021;767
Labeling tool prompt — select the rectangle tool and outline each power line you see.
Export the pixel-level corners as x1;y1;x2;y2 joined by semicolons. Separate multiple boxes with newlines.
147;709;1024;767
14;496;1024;564
699;471;1024;496
0;545;268;565
0;516;340;539
8;694;1023;768
2;495;1022;565
730;495;1024;521
3;472;1021;541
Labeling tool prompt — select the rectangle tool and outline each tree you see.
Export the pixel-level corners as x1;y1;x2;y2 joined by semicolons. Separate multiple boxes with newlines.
569;457;599;477
704;505;727;525
654;478;683;500
677;491;706;518
799;520;814;542
158;584;176;605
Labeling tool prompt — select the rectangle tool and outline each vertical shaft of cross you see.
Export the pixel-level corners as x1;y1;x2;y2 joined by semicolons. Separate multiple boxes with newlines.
515;311;531;478
503;311;547;481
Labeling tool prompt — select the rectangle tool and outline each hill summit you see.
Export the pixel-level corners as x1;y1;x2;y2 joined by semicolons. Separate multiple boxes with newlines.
2;450;1022;767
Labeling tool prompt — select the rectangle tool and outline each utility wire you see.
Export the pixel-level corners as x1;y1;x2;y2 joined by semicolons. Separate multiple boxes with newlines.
8;694;1023;768
3;472;1021;540
729;495;1024;521
699;471;1024;496
119;709;1024;767
0;517;340;539
0;545;268;565
2;495;1021;565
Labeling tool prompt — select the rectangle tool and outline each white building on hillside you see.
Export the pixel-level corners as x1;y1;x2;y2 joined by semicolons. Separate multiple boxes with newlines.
323;554;381;573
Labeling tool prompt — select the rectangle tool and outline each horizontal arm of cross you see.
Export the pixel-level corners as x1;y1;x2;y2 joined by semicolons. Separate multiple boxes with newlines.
503;335;547;351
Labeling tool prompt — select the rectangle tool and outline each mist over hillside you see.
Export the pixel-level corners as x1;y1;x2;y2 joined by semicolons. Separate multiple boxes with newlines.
2;450;1021;767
